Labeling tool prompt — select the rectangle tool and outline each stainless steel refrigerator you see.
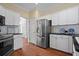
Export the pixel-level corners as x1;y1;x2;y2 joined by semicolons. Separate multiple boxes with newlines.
37;19;51;48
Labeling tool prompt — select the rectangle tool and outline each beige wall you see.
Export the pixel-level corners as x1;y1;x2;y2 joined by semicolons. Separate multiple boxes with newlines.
29;8;40;19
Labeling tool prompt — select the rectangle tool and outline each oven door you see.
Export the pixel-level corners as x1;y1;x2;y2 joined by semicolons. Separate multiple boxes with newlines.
0;37;13;56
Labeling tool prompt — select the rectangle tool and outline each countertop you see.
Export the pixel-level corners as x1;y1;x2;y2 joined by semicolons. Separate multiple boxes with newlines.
0;33;22;40
0;34;13;40
49;33;79;37
0;33;22;35
7;33;22;35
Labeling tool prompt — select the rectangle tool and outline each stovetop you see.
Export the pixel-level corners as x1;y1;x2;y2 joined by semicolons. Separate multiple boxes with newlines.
0;34;13;40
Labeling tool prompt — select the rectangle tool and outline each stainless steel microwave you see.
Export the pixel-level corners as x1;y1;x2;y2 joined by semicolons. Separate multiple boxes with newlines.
0;15;5;26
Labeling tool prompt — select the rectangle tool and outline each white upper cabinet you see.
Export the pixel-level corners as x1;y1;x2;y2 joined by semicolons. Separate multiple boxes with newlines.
5;10;20;25
52;7;79;25
5;10;14;25
12;12;20;25
0;6;6;16
52;13;59;25
59;7;79;25
0;6;20;25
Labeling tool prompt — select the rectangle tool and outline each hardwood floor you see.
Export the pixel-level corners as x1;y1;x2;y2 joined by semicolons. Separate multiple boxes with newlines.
10;38;72;56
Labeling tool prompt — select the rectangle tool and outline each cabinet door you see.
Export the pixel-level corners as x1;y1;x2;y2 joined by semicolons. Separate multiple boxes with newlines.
13;12;20;25
50;35;57;49
58;7;79;25
62;36;69;52
5;10;14;25
58;11;67;25
56;36;63;50
65;7;79;24
5;10;20;25
68;36;73;53
0;6;6;16
14;35;23;50
52;7;79;25
52;13;59;25
56;35;68;52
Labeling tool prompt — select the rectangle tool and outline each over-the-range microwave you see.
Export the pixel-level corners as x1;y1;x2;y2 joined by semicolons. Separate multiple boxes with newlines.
0;15;5;26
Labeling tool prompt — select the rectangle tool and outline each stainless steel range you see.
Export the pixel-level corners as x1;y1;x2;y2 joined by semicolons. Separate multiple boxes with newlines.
0;35;13;56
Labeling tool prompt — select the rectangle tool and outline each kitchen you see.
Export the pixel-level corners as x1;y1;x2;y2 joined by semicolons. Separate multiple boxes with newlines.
0;3;79;56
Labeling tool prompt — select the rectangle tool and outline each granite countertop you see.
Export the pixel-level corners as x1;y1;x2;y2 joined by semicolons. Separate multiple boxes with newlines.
49;33;79;37
0;33;22;35
0;33;22;40
7;33;22;35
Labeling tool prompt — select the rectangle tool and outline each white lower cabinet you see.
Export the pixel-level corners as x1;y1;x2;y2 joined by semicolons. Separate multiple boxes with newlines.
14;35;23;50
68;36;73;53
56;36;68;52
50;34;73;53
50;35;57;48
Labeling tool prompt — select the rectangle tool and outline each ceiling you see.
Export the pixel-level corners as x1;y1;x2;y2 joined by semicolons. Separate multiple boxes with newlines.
14;3;57;12
14;3;79;13
14;3;36;12
2;3;79;17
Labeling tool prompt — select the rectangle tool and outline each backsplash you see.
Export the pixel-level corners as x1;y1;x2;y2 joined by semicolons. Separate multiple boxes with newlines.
51;24;79;34
0;25;20;34
7;25;20;33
